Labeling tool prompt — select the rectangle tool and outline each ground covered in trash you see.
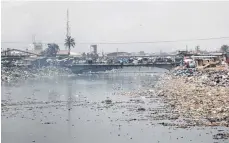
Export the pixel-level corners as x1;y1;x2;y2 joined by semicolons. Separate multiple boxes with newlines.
153;68;229;128
1;66;74;83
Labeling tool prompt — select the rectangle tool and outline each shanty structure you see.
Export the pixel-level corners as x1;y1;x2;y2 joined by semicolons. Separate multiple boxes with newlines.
57;50;81;57
191;53;224;67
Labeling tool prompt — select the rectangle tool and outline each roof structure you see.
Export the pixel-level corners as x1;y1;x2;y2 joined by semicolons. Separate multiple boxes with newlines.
57;50;81;57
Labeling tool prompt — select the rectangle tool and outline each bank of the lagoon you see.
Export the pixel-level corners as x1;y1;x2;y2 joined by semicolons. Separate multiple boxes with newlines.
2;67;229;143
152;68;229;127
1;66;74;83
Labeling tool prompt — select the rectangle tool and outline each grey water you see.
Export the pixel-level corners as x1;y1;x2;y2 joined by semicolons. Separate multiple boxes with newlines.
1;67;228;143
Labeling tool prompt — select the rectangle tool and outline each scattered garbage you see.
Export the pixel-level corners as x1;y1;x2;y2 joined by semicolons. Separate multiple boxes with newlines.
42;122;56;125
171;68;229;87
172;68;196;76
213;133;229;140
103;99;112;104
2;62;229;130
137;107;146;111
1;66;74;84
155;68;229;127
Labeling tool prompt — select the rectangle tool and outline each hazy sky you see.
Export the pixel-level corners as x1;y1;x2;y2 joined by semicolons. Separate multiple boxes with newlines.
2;1;229;53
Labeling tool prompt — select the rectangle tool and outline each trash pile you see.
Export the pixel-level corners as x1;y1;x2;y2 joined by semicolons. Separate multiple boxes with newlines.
200;70;229;87
155;72;229;127
1;66;73;83
172;68;196;76
171;68;229;87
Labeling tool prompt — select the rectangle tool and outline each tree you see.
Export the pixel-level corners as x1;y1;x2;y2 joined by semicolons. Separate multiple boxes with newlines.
41;43;60;57
64;36;75;55
220;45;229;53
86;53;90;58
81;52;86;60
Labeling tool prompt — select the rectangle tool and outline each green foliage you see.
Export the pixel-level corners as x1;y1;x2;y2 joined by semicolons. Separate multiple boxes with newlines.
220;45;229;53
41;43;60;57
64;36;75;55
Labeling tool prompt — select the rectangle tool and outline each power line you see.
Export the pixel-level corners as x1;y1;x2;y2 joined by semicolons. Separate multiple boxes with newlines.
2;36;229;45
80;36;229;44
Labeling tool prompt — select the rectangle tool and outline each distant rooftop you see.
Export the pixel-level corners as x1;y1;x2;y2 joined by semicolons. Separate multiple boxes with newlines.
57;50;81;57
106;52;131;57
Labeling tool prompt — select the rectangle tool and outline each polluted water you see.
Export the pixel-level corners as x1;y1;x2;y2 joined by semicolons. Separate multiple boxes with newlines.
2;67;229;143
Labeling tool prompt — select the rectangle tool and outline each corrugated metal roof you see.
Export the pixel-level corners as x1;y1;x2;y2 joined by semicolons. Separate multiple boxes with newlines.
57;50;69;55
191;56;217;58
207;53;223;56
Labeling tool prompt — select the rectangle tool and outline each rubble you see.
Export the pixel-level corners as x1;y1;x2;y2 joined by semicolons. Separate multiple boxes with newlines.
155;68;229;127
171;68;229;87
213;133;229;140
172;68;196;76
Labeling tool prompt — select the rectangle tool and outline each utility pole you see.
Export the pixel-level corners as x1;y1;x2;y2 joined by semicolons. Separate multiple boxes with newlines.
32;34;36;44
66;9;71;55
32;34;36;50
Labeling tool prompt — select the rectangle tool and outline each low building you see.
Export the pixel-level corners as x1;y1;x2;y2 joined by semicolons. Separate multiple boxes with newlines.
139;51;145;55
57;50;81;57
191;53;225;67
32;42;43;56
106;52;131;57
27;50;42;57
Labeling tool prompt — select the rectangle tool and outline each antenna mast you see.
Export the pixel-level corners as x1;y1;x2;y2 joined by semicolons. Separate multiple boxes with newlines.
66;9;70;37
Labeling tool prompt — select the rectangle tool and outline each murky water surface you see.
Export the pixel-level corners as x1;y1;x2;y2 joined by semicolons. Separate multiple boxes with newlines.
2;67;229;143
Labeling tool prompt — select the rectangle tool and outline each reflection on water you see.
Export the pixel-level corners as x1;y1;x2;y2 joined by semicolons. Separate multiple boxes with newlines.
2;67;165;103
67;81;72;140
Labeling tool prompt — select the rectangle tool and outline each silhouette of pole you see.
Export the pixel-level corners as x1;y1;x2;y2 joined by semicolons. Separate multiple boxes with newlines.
66;9;70;37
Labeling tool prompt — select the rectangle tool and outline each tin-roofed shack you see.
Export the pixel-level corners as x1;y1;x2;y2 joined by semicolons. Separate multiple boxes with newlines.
191;52;225;68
